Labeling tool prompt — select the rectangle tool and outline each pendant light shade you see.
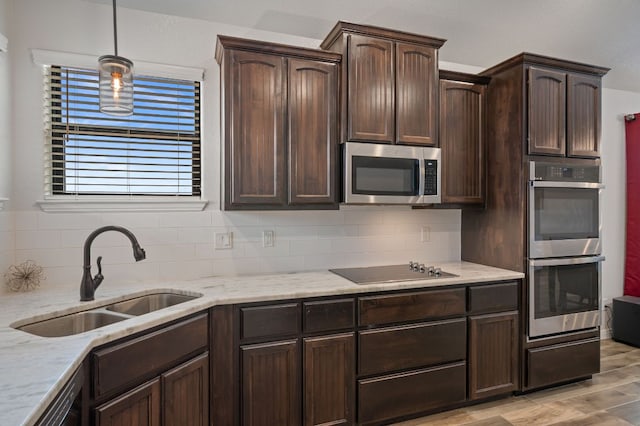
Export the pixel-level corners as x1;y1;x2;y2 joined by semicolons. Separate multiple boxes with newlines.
99;0;134;116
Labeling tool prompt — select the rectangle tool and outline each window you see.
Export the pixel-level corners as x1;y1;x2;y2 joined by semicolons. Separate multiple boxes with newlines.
45;66;200;196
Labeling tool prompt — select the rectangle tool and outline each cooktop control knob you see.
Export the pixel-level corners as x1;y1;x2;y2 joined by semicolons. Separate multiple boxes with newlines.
434;267;442;276
409;261;416;270
427;266;435;275
419;264;426;273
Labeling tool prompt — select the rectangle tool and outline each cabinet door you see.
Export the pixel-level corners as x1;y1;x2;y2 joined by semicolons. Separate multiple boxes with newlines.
528;67;566;156
162;353;209;426
241;340;300;426
303;333;355;426
468;311;518;400
440;80;486;204
347;34;394;143
567;73;601;158
288;58;338;206
396;42;438;146
227;50;286;207
95;379;161;426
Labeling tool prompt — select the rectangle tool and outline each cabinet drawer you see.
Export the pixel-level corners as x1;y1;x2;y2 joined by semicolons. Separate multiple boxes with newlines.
303;298;355;333
240;303;300;340
359;288;465;326
359;318;466;376
468;281;518;314
527;338;600;389
93;314;208;398
358;362;466;425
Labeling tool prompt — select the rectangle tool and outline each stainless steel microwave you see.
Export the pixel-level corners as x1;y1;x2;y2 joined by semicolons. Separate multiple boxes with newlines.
342;142;441;205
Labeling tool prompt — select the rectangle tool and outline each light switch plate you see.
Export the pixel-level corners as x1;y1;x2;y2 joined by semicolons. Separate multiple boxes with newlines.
263;230;275;248
215;232;233;249
421;226;431;242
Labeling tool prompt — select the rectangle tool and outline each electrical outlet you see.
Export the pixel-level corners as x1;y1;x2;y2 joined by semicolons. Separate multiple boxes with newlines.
215;232;233;250
263;230;275;248
421;226;431;242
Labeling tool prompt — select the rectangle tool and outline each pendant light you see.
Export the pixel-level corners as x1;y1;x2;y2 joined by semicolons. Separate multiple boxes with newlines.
98;0;134;116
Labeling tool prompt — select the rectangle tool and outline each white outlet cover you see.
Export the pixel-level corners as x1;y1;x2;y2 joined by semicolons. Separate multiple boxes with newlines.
215;232;233;249
263;230;275;248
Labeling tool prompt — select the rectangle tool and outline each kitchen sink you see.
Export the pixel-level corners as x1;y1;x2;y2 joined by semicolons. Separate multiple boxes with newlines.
105;293;199;316
16;311;128;338
14;291;202;337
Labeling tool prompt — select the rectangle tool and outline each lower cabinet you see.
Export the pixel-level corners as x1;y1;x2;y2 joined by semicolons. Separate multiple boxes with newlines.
91;314;210;426
215;282;521;425
241;340;300;426
95;354;209;426
95;379;161;426
468;312;519;400
240;334;356;426
304;333;355;426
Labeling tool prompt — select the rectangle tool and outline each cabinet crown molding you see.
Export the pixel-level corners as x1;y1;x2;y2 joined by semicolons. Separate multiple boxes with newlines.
481;52;610;77
215;35;342;65
320;21;447;50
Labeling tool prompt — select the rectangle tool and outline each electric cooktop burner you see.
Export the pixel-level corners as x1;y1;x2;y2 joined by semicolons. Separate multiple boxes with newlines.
329;262;458;285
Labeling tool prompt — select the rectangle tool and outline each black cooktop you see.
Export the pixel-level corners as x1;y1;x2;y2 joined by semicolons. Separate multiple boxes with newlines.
329;264;457;285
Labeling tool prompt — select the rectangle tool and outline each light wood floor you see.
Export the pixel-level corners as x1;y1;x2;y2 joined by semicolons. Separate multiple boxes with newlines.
394;339;640;426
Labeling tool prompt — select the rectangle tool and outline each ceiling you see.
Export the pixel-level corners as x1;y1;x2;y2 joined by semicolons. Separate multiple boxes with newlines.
87;0;640;92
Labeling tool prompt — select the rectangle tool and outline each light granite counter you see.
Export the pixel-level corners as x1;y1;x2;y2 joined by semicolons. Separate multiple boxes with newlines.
0;261;523;426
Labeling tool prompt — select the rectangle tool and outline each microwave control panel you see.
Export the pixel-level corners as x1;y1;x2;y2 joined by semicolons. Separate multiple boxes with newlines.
424;160;438;195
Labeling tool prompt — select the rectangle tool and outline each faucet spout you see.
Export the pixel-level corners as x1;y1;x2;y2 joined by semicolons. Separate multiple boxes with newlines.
80;225;146;301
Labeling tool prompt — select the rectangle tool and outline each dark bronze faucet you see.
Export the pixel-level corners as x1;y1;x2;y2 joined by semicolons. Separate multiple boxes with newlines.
80;225;146;301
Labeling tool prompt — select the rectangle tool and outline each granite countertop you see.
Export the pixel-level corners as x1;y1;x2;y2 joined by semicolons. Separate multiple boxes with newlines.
0;261;523;426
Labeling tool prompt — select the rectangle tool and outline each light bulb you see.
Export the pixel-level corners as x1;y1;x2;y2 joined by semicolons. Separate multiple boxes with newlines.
111;71;123;91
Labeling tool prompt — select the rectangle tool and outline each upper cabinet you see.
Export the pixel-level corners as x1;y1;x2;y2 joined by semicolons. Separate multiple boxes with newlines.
320;22;445;147
483;53;608;159
439;71;490;205
216;36;341;210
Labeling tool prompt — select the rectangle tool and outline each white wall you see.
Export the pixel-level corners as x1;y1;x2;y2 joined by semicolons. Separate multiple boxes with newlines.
600;88;640;306
7;0;461;293
0;0;15;288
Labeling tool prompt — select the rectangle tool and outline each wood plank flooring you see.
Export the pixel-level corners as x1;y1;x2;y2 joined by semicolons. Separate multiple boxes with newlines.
394;339;640;425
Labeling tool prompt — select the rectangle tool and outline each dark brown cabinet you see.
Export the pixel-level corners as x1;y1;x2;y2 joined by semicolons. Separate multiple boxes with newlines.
162;354;209;426
439;71;489;204
303;333;355;426
216;36;341;210
321;21;445;146
212;282;521;426
241;340;300;426
468;312;518;400
528;65;603;158
234;298;356;426
95;379;161;426
91;314;209;426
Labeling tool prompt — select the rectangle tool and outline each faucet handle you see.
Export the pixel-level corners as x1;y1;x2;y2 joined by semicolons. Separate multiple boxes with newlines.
94;256;104;289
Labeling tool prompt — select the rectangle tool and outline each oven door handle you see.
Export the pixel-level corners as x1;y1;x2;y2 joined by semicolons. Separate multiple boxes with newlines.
530;181;604;189
530;255;605;267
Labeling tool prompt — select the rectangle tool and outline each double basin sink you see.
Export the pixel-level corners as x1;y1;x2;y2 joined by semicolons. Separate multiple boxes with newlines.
15;292;201;338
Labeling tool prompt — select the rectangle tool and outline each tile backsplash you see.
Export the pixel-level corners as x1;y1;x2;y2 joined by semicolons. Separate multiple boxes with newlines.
8;206;460;292
0;210;14;294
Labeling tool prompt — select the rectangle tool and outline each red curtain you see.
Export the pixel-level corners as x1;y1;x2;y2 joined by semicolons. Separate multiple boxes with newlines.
625;113;640;296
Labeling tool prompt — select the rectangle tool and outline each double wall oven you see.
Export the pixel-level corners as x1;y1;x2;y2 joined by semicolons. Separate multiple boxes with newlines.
527;160;604;338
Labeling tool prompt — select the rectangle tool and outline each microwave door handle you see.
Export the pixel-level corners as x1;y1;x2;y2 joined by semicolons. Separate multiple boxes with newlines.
418;158;426;198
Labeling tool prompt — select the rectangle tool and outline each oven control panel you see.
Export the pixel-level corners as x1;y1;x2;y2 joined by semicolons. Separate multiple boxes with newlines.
530;161;600;183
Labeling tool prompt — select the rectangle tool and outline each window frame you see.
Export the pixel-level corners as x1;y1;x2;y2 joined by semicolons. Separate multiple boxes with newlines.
33;49;208;212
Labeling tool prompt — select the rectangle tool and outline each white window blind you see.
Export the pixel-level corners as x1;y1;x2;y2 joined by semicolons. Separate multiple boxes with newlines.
44;66;201;196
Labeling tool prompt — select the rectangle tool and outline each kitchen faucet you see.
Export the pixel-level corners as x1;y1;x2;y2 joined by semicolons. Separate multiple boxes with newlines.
80;225;146;301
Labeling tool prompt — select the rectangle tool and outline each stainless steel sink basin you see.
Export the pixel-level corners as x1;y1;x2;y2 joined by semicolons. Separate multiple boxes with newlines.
105;293;199;316
14;291;202;338
17;311;128;338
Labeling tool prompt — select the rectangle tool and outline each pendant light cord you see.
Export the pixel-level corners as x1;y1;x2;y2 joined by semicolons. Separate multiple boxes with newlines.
112;0;118;56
